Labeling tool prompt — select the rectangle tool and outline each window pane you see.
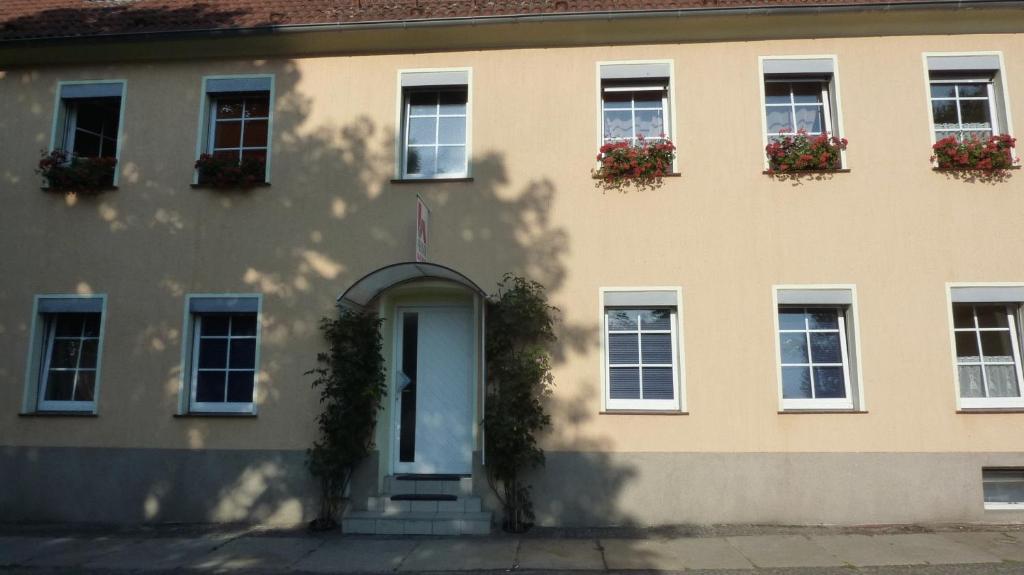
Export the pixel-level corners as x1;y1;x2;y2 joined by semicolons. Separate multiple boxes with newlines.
408;117;436;146
765;107;793;135
439;90;467;115
603;111;633;140
986;365;1020;398
807;310;839;330
959;100;992;128
79;339;98;369
633;91;664;108
778;309;806;330
780;332;809;364
640;309;671;330
242;120;268;148
643;367;674;400
607;310;637;331
241;149;266;163
406;147;436;176
198;338;228;369
608;333;639;364
930;84;956;98
227;371;255;402
984;470;1024;503
409;92;437;115
244;96;270;118
955;331;981;362
931;101;958;129
794;106;824;133
214;122;241;149
634;109;665;138
641;333;672;364
436;146;466;175
813;366;846;398
196;371;225;402
976;306;1010;328
603;92;631;110
229;339;256;370
791;82;823;104
201;316;230;336
213;150;239;161
764;83;791;105
810;332;842;364
959;365;985;398
957;83;988;98
73;130;102;158
782;366;812;399
609;367;640;399
438;117;466;145
232;314;258;336
50;339;81;368
980;331;1015;362
216;98;244;119
44;371;76;401
54;314;84;336
953;304;975;329
73;371;95;401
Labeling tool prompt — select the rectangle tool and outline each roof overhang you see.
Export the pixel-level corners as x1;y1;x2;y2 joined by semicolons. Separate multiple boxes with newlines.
337;262;486;309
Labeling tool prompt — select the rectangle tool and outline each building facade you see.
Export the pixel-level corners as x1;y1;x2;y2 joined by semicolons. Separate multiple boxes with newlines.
2;0;1024;532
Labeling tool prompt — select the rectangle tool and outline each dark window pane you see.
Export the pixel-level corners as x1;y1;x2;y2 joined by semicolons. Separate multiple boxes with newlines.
955;331;981;362
778;308;806;330
930;83;956;98
45;371;76;401
813;366;846;398
226;371;255;402
810;332;842;364
241;149;266;163
791;82;823;104
931;101;958;127
198;338;228;369
633;90;664;108
439;90;467;115
201;316;230;336
216;98;243;119
603;92;631;109
607;310;637;331
79;339;98;369
229;339;256;370
609;367;640;399
212;149;239;161
807;309;839;330
50;339;81;368
976;305;1010;328
409;92;437;115
54;314;84;337
73;130;102;157
642;367;674;400
231;314;258;336
242;120;268;147
641;333;672;364
640;309;671;330
73;371;95;401
957;83;988;98
782;366;812;399
980;331;1014;362
608;334;639;364
959;100;992;127
244;96;270;118
82;314;101;337
196;371;225;402
213;122;241;149
780;332;809;364
764;82;791;105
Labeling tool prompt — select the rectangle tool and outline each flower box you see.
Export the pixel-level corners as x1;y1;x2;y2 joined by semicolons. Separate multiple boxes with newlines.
593;135;676;192
765;131;847;175
931;134;1016;172
195;154;267;189
37;150;116;194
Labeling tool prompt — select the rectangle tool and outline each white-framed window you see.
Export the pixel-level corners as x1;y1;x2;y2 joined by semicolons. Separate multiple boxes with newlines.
925;53;1012;143
398;69;471;179
23;295;107;413
195;75;274;184
983;468;1024;510
598;61;673;145
774;286;861;411
948;285;1024;409
49;81;126;185
601;288;684;412
180;295;262;414
760;57;843;153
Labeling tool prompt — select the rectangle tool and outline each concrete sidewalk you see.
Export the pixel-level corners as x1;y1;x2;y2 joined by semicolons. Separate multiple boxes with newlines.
3;526;1024;573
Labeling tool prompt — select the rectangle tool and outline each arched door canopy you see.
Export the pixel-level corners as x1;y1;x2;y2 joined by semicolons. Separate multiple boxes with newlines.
337;261;486;309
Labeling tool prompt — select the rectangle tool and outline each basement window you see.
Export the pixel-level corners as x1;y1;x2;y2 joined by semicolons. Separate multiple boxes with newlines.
983;468;1024;509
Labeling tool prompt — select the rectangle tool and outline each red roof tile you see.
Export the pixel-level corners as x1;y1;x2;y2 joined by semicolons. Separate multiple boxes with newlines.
0;0;985;42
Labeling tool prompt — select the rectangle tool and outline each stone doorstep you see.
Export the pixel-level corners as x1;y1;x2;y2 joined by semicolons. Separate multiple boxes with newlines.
366;495;483;514
342;511;492;536
384;476;474;496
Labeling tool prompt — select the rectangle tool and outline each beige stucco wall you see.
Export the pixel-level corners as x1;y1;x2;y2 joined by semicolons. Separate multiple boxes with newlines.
2;26;1024;467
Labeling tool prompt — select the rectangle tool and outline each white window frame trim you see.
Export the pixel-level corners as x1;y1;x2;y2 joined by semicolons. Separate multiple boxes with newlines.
595;60;678;173
193;74;276;185
772;284;864;411
48;80;128;186
21;294;108;414
598;286;686;413
758;55;846;170
394;67;473;180
946;282;1024;410
922;52;1015;160
178;293;264;415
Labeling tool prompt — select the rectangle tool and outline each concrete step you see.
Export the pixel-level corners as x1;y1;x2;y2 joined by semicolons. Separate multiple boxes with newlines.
383;475;473;496
342;510;491;535
366;495;483;514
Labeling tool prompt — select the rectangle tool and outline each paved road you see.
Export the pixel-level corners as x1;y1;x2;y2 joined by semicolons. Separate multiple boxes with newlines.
3;527;1024;573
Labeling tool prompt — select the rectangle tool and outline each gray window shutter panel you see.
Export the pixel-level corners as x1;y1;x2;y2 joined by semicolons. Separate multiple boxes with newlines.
777;289;852;306
189;297;260;313
60;83;123;99
38;297;103;313
763;58;834;75
600;63;671;80
604;290;678;307
951;286;1024;303
206;77;272;93
927;55;1000;72
401;70;469;87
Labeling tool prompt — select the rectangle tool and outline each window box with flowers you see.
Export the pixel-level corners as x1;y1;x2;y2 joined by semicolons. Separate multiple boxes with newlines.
593;135;676;192
765;130;848;177
194;154;267;189
932;134;1017;176
37;150;117;195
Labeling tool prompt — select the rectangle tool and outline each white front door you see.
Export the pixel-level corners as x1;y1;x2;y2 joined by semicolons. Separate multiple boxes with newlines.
394;306;474;474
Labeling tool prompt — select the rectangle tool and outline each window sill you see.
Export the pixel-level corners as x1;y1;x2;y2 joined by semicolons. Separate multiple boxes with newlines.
19;411;97;417
600;410;688;415
957;408;1024;414
591;173;682;179
933;166;1021;172
778;409;867;414
762;169;851;175
190;183;270;190
41;186;118;193
985;504;1024;511
391;177;474;184
173;412;257;418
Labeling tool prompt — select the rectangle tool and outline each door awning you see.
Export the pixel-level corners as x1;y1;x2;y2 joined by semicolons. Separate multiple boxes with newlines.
337;262;486;309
